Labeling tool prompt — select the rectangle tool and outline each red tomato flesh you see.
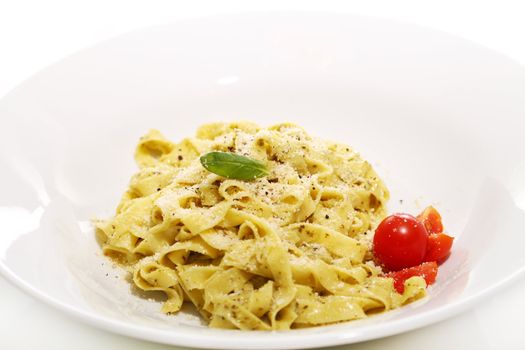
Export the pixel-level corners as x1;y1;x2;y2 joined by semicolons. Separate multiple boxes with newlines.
373;214;428;271
416;206;444;234
386;261;438;293
424;233;454;264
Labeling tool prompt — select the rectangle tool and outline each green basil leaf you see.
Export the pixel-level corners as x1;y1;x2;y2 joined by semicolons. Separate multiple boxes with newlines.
200;152;269;180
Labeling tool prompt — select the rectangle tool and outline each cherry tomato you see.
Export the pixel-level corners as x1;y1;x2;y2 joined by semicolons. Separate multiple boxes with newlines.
424;233;454;264
373;214;428;271
416;206;443;234
386;261;438;293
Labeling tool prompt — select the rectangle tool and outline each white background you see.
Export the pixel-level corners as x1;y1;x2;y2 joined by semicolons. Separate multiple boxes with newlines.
1;1;525;349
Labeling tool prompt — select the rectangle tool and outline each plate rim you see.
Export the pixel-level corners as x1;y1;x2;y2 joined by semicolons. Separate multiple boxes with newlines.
2;259;525;349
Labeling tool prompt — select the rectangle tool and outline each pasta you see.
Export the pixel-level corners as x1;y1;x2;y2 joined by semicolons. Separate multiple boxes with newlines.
94;122;428;330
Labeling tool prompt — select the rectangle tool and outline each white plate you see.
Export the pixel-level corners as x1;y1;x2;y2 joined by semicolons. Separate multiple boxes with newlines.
1;12;525;350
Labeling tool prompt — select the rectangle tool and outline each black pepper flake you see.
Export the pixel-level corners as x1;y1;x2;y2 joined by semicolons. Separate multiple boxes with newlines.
178;155;183;161
157;187;161;191
325;214;330;219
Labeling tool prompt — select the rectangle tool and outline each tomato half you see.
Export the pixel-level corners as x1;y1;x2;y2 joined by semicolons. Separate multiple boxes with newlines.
424;233;454;264
373;214;428;271
386;261;438;293
416;206;443;234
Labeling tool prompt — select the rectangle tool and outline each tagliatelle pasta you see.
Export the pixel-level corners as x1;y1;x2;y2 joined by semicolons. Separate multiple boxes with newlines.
94;122;428;330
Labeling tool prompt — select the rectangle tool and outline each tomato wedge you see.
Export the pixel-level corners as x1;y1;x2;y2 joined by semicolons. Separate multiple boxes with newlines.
386;261;438;293
416;206;443;234
424;233;454;264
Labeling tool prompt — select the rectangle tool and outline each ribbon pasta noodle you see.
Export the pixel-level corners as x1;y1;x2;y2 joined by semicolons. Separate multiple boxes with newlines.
94;122;428;330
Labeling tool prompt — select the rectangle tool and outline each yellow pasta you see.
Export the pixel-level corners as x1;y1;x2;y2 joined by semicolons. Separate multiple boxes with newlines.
94;121;428;330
